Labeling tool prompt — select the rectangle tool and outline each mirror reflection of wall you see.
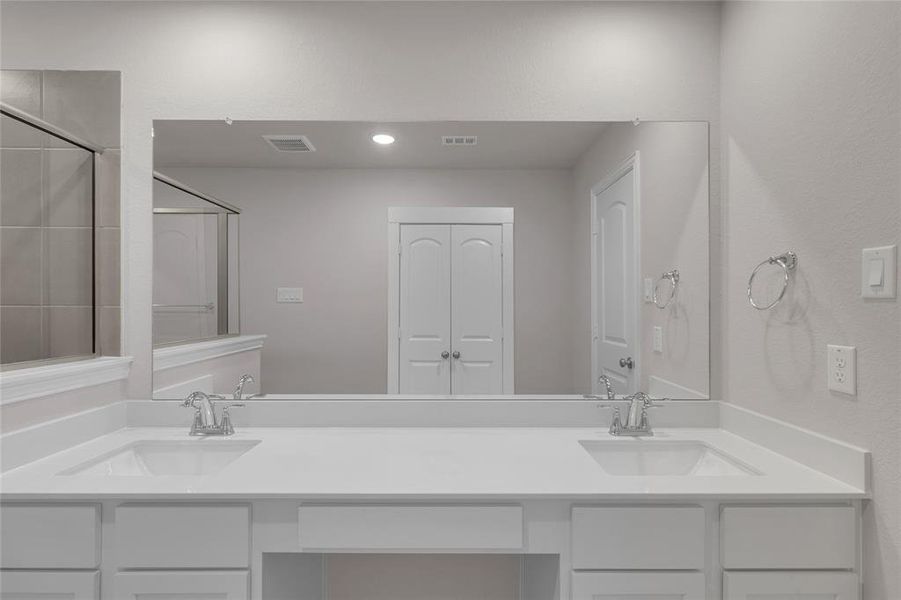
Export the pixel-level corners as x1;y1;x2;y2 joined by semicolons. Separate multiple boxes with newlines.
152;121;708;399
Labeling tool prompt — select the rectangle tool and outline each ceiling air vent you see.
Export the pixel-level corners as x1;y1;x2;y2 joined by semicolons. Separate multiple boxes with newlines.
263;135;316;153
442;135;478;146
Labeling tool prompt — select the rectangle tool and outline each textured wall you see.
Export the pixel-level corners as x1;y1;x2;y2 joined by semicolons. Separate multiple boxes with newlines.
163;167;576;394
720;2;901;596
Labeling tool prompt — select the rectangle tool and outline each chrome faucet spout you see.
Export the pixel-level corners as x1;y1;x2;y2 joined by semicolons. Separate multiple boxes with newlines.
600;392;666;436
234;374;255;402
184;391;217;428
598;375;615;400
183;391;241;435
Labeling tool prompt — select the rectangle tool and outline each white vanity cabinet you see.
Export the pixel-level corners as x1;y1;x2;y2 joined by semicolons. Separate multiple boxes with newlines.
0;500;863;600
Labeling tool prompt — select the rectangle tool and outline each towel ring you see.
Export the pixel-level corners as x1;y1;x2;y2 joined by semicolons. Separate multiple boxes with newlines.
747;251;797;310
653;270;679;309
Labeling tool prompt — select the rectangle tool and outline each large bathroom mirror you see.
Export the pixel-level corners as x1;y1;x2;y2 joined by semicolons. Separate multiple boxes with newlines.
152;121;709;399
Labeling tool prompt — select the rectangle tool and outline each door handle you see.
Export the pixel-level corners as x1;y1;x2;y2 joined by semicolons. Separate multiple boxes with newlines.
452;351;461;359
441;351;450;359
619;357;634;369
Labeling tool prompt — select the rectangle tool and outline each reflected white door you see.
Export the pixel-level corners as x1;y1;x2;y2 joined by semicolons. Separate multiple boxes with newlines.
399;225;452;394
592;158;639;395
152;213;218;345
451;225;504;394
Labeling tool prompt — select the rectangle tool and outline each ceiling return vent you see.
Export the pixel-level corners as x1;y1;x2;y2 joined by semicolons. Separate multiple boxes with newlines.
263;135;316;152
442;135;478;146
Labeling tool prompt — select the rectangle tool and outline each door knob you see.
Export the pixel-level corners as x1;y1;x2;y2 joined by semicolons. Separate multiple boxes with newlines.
441;351;450;359
619;357;634;369
452;351;461;359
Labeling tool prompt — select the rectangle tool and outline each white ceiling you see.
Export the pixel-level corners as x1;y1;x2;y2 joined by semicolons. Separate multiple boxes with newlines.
153;120;611;170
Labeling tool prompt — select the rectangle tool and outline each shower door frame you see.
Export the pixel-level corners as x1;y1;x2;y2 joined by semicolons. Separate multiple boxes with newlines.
152;172;241;346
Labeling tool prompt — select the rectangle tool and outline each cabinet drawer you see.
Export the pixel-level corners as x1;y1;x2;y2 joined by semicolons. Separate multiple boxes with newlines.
116;504;250;568
572;572;706;600
0;570;99;600
114;571;249;600
724;572;859;600
721;506;856;569
298;505;523;550
572;506;705;570
0;504;100;568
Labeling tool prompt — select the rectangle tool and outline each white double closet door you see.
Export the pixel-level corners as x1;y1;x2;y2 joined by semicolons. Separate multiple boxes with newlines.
399;224;505;394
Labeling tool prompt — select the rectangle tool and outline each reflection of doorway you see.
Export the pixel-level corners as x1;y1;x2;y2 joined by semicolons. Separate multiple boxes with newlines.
152;213;219;345
591;152;640;395
387;207;514;395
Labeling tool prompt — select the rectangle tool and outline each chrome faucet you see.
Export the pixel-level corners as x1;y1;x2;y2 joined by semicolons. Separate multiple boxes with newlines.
583;375;616;401
598;392;666;436
182;391;244;436
234;374;255;401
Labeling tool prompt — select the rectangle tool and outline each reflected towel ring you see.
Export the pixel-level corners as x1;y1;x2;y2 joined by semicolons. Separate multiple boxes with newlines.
653;270;679;309
747;251;797;310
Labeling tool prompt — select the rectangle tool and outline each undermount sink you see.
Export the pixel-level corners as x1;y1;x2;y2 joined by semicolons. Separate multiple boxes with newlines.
58;440;261;476
579;440;758;476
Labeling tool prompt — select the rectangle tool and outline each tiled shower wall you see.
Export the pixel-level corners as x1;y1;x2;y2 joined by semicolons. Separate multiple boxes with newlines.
0;70;120;364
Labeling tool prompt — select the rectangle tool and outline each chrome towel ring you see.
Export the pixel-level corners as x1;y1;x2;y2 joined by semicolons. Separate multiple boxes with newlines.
653;269;679;309
747;251;797;310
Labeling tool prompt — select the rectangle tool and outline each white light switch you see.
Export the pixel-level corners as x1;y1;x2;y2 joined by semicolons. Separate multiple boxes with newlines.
827;344;856;395
277;287;303;303
861;245;896;299
644;278;654;303
653;326;663;353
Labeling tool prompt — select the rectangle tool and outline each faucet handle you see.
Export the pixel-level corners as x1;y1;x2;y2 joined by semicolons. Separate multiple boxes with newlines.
219;403;244;435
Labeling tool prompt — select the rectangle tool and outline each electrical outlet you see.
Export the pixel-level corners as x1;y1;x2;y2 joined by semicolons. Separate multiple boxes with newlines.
277;287;303;303
644;278;654;303
827;344;856;395
653;326;663;353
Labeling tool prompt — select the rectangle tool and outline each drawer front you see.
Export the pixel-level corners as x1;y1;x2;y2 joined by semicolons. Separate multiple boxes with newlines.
721;506;856;569
0;570;99;600
116;505;250;568
298;505;523;550
572;506;705;570
0;504;100;568
572;572;706;600
114;571;249;600
723;571;860;600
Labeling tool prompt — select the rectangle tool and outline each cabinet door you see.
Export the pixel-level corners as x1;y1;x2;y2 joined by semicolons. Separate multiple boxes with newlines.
724;572;859;600
572;572;705;600
450;224;504;394
399;224;452;394
114;571;249;600
0;571;99;600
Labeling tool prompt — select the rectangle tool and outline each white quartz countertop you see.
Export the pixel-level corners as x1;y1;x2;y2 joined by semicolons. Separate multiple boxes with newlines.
0;426;866;500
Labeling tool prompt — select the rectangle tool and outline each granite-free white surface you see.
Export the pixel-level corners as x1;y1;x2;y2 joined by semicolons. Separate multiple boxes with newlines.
0;427;865;500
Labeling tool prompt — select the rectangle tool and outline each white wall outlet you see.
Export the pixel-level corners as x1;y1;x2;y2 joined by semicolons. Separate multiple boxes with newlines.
827;344;856;395
277;287;303;303
861;245;896;299
644;278;654;303
653;326;663;353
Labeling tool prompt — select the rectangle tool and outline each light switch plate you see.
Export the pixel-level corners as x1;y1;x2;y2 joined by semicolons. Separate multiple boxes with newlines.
277;287;303;303
653;326;663;353
827;344;856;395
861;245;896;299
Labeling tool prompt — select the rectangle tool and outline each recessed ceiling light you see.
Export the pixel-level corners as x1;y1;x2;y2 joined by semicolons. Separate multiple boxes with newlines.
372;133;395;145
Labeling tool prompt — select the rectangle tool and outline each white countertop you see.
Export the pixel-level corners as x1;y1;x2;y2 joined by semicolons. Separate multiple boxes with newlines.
0;426;866;500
